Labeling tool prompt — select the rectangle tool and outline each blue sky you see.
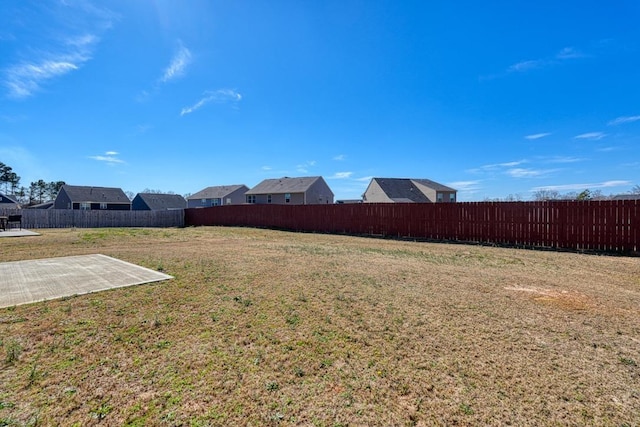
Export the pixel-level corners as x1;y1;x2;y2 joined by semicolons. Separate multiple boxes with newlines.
1;1;639;201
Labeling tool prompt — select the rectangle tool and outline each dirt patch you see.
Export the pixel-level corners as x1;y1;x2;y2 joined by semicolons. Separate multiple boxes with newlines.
505;286;594;310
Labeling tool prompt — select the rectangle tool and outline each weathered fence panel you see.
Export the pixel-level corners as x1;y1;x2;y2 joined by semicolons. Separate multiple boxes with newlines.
0;209;184;229
185;200;639;254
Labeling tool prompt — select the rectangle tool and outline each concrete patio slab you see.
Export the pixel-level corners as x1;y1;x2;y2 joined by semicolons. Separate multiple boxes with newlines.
0;254;173;308
0;229;40;238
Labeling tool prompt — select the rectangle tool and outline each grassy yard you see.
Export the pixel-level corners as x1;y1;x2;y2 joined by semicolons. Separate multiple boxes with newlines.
0;227;639;426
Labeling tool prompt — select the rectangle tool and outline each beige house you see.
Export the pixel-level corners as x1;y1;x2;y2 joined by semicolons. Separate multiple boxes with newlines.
187;185;249;208
363;178;457;203
245;176;334;205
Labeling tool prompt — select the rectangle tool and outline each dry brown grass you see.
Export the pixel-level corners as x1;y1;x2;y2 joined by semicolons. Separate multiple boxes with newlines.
0;227;639;426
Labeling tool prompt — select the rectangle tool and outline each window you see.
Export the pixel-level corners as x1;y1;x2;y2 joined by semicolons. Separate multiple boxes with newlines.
100;202;107;210
437;193;443;202
226;198;232;205
80;202;91;210
246;195;256;204
267;194;272;203
285;193;291;203
212;198;220;206
201;199;207;205
449;194;455;202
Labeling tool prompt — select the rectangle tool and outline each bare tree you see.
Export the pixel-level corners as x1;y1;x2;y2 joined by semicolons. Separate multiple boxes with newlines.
142;188;175;194
532;189;560;201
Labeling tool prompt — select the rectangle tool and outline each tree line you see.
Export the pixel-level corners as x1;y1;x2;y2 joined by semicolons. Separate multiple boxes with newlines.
0;162;65;206
487;186;640;202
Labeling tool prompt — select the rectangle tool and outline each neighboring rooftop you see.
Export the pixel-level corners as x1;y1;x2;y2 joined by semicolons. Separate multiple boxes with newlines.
134;193;186;210
611;193;640;200
246;176;325;194
188;185;248;199
59;185;130;203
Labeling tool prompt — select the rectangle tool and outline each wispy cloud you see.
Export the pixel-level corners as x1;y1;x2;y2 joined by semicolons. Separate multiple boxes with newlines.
356;176;374;182
159;43;192;83
525;132;551;140
502;46;586;77
448;181;481;192
89;151;125;165
261;166;272;171
333;154;346;161
574;132;607;140
328;172;353;179
469;160;527;173
545;156;585;164
296;160;316;174
5;38;98;98
508;60;546;73
2;2;113;99
470;160;559;179
180;89;242;116
608;115;640;126
506;168;555;178
555;47;585;59
596;146;618;152
532;180;631;192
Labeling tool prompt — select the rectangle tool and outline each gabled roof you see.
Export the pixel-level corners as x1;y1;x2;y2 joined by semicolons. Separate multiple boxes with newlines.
411;178;457;192
246;176;325;195
187;185;248;200
59;185;130;203
612;193;640;200
0;192;20;205
134;193;186;210
373;178;431;203
370;178;456;203
27;201;54;209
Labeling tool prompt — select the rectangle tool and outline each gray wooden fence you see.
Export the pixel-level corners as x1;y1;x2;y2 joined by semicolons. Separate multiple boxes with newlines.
0;209;184;229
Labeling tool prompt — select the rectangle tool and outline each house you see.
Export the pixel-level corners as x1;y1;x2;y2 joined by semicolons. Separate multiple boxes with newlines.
53;185;131;210
245;176;334;205
363;178;457;203
132;193;186;211
0;192;20;209
611;193;640;201
27;201;54;209
186;185;249;208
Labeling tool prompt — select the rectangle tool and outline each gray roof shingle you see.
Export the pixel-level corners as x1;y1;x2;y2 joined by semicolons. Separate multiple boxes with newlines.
187;185;248;200
372;178;456;203
135;193;186;210
60;185;130;203
374;178;431;203
245;177;323;195
411;178;457;192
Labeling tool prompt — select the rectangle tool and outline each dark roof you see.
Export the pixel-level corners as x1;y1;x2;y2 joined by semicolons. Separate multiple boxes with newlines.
373;178;431;203
411;178;457;192
60;185;130;204
187;185;248;200
371;178;457;203
246;176;325;195
134;193;186;210
612;193;640;200
0;192;20;205
27;201;54;209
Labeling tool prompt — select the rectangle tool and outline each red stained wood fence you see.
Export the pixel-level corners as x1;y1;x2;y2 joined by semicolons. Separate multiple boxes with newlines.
185;200;639;254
